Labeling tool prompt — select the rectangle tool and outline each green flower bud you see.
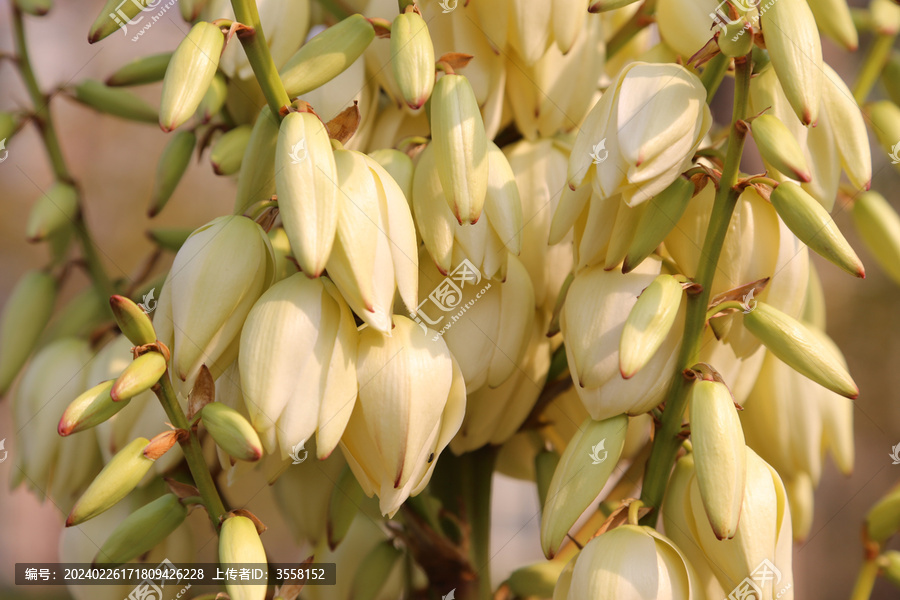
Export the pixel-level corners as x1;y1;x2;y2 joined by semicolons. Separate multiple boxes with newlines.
540;414;628;558
0;270;56;395
74;80;157;123
109;295;157;346
40;284;105;343
622;176;693;273
770;181;864;278
866;101;900;175
89;0;145;44
872;0;900;35
809;0;858;50
58;380;128;436
390;11;435;110
742;301;858;398
508;560;566;599
866;483;900;543
534;449;559;510
689;379;746;540
159;21;225;132
760;0;823;125
110;351;167;402
66;437;155;526
219;515;267;600
14;0;52;16
26;182;78;242
852;191;900;285
179;0;209;21
234;107;279;214
210;125;252;176
751;114;811;182
280;14;375;98
147;227;193;252
431;74;488;225
196;72;227;124
619;274;683;379
349;540;403;600
718;18;754;58
201;402;263;462
94;494;187;566
275;111;339;277
883;53;900;106
328;465;366;550
106;52;172;87
148;130;196;217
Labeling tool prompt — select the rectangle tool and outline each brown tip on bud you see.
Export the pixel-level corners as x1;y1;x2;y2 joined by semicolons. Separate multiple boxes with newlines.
58;419;73;437
159;124;173;133
212;163;224;176
797;171;812;183
88;33;100;44
864;180;872;191
65;513;76;527
620;367;635;380
857;265;866;279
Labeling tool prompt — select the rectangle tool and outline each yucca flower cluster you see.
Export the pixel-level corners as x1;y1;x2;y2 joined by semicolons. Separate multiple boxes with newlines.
3;0;900;598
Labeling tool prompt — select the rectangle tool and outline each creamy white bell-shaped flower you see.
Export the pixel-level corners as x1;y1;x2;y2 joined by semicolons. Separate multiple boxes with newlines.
412;142;522;280
239;273;358;461
326;148;418;333
569;62;712;207
340;315;466;517
505;138;575;316
656;0;727;58
554;524;703;600
561;258;683;420
154;215;275;396
415;250;534;392
663;449;794;599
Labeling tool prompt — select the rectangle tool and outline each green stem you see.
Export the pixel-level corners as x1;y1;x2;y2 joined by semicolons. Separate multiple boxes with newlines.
606;0;657;59
230;0;291;117
12;6;115;305
639;56;753;526
462;446;497;600
155;374;227;530
850;557;879;600
853;33;896;104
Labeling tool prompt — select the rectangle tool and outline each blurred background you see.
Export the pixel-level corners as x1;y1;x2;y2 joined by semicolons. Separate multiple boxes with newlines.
0;0;898;598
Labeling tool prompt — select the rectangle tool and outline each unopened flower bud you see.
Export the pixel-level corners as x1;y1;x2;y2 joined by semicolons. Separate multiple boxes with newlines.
390;11;435;109
26;182;78;242
58;380;128;436
821;65;871;190
619;274;684;379
110;351;167;402
234;106;279;214
93;493;187;567
14;0;52;16
280;14;375;98
201;402;263;462
159;21;224;132
871;0;900;35
622;176;693;273
866;483;900;543
770;181;864;278
751;114;811;182
74;80;157;123
0;269;56;395
147;227;192;252
109;295;156;346
852;191;900;285
89;0;145;43
210;125;251;176
275;111;339;277
784;473;814;542
219;515;268;600
196;73;227;124
689;378;746;540
866;101;900;175
148;130;195;217
106;52;172;87
719;19;754;58
66;437;155;526
349;540;404;599
540;414;628;558
809;0;858;50
742;301;858;398
431;73;488;224
761;0;823;125
882;551;900;588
